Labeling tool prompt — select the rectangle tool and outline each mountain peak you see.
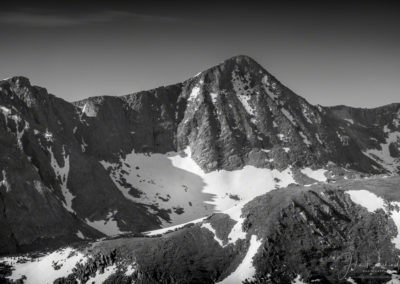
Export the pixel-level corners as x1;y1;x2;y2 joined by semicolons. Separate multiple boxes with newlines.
218;54;264;71
192;55;266;80
0;76;52;109
1;76;31;88
225;54;260;64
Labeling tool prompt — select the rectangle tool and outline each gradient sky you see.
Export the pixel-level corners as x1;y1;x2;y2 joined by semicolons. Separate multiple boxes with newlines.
0;0;399;107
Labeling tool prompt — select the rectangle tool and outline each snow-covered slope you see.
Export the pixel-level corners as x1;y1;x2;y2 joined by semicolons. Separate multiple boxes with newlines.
1;248;87;284
2;176;400;283
100;147;301;225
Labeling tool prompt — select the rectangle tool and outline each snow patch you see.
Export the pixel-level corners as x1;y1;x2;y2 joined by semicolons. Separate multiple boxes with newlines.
316;134;323;145
0;170;11;192
389;202;400;250
281;108;296;126
346;190;386;213
362;125;400;173
210;92;218;103
299;131;312;146
0;106;29;150
188;79;203;103
44;130;54;142
48;146;74;213
1;247;87;283
261;75;270;86
301;168;327;182
292;275;307;284
145;216;206;236
344;118;354;124
85;210;127;236
277;133;286;141
76;230;85;239
81;102;98;117
224;202;247;244
125;264;136;276
218;235;262;283
0;106;11;114
33;180;48;196
86;264;117;283
202;222;225;247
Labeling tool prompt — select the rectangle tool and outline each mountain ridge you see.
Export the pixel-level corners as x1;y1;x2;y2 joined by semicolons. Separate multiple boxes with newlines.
4;54;399;110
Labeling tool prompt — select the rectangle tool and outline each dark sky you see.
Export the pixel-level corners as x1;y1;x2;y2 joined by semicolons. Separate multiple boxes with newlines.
0;0;399;107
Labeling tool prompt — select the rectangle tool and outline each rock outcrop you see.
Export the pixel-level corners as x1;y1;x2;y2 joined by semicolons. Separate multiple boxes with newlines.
2;177;399;283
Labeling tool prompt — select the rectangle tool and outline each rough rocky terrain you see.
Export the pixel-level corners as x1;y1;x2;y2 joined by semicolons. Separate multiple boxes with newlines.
2;176;400;283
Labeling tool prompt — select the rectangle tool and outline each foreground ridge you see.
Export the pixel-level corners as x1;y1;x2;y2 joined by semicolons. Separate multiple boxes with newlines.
2;177;400;283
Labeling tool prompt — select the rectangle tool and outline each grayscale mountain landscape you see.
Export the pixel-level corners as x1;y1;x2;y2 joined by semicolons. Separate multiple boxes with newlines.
1;0;400;283
0;54;399;283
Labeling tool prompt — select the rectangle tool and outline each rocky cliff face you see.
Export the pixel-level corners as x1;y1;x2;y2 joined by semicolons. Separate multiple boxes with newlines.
73;56;400;174
0;55;399;256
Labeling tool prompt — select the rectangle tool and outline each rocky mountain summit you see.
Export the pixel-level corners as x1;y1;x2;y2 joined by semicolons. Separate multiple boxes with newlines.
0;55;399;282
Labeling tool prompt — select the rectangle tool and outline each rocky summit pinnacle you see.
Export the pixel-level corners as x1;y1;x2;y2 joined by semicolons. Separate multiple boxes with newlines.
0;56;399;264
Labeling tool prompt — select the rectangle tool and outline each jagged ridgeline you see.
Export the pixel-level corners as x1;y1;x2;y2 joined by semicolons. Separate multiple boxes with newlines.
0;56;400;283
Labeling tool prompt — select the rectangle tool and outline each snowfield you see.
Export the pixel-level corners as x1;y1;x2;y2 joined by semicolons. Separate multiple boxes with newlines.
347;190;386;213
101;147;299;226
301;167;327;182
85;210;127;236
1;248;87;283
201;222;225;247
169;148;297;212
100;149;214;226
218;235;262;283
1;249;121;283
362;125;400;173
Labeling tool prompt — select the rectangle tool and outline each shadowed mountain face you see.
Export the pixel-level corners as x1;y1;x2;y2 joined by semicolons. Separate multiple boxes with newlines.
0;55;399;257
